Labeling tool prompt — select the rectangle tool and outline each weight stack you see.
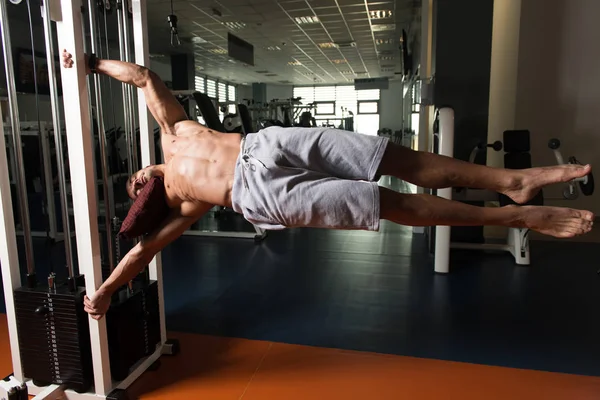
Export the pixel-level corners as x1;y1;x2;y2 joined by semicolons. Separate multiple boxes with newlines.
13;284;93;393
106;280;161;381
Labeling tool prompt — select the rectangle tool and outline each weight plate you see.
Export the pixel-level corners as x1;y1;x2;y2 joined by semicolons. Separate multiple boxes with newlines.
563;186;578;200
579;171;594;196
9;0;23;4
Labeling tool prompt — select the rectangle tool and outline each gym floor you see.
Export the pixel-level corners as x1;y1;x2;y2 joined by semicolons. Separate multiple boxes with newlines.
1;179;600;399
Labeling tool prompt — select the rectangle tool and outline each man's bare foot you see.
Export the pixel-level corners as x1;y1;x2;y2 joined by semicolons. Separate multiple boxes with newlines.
502;164;591;204
520;205;594;238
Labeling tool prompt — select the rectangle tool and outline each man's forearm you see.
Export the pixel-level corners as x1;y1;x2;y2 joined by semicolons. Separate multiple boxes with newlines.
95;57;151;88
97;244;153;296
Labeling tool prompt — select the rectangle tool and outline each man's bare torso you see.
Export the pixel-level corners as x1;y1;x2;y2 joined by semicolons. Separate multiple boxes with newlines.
160;120;242;216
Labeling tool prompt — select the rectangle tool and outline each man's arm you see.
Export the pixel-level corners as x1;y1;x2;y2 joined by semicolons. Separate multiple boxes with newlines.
84;203;212;319
62;50;188;133
95;58;187;133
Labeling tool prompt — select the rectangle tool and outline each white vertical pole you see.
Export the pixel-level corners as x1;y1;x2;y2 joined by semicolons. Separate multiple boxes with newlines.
0;105;24;382
54;0;112;394
413;0;434;235
434;108;454;274
132;0;167;344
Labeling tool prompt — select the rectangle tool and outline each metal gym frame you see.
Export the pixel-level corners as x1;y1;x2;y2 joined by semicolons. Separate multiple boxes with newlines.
2;121;71;240
431;108;530;274
0;0;173;399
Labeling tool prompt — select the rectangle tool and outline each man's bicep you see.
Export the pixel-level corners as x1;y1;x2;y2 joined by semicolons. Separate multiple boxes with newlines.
143;71;188;132
140;203;212;253
140;210;195;253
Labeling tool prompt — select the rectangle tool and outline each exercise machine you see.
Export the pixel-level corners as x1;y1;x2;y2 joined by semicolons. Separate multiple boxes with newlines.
0;1;177;399
548;138;594;198
430;108;595;274
431;108;533;273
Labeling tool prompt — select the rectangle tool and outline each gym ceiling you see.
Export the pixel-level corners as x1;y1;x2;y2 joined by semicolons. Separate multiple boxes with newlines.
145;0;420;85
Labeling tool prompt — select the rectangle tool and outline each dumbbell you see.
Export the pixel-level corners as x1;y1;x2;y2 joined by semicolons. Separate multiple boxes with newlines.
548;138;594;198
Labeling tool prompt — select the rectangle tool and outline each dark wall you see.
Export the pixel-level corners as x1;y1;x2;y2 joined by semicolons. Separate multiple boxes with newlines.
433;0;494;162
433;0;494;243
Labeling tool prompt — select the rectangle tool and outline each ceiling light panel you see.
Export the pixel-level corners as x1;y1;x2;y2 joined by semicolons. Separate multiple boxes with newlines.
222;21;246;30
369;10;393;19
375;38;395;45
371;24;396;32
208;48;227;55
295;16;320;24
318;42;339;48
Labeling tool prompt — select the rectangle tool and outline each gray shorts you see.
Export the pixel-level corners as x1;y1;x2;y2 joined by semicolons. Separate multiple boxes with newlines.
230;126;389;231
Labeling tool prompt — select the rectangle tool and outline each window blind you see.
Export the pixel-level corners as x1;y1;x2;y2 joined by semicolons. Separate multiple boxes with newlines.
206;79;217;98
218;82;227;102
228;85;236;102
195;76;205;93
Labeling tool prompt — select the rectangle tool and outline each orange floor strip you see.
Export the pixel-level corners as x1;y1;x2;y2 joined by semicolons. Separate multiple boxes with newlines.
1;314;599;399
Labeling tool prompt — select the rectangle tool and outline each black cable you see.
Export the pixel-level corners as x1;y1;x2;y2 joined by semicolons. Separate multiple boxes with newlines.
26;0;55;278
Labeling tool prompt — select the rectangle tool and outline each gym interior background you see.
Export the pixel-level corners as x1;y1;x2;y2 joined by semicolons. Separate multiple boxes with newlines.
1;0;600;398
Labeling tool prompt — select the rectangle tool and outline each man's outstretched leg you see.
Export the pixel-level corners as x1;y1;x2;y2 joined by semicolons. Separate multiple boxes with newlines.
377;143;591;204
379;187;594;238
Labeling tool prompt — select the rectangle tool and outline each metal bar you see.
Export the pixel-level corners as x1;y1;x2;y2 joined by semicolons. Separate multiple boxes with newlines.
87;0;115;272
132;0;168;346
0;103;25;382
0;0;35;278
39;125;58;239
41;4;75;276
80;2;101;222
121;0;138;172
54;0;112;393
116;0;133;177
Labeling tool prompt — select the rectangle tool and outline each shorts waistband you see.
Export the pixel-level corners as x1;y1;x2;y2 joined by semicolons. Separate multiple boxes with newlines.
239;135;268;190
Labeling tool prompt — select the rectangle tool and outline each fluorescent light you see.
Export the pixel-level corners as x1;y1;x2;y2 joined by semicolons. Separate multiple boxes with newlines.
266;46;282;51
330;59;347;64
375;38;394;45
370;10;392;19
191;36;207;44
295;15;319;24
222;21;246;30
318;42;339;48
208;48;227;54
371;24;396;32
340;70;354;74
380;56;394;61
288;60;302;66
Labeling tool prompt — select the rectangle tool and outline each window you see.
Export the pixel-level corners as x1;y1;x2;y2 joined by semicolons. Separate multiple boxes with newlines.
293;85;381;135
218;82;227;102
315;101;335;115
228;85;236;102
358;101;379;114
195;76;205;93
293;87;315;104
228;104;236;114
206;79;217;98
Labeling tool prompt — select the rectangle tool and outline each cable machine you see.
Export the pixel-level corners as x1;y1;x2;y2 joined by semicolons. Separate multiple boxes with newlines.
0;0;177;399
